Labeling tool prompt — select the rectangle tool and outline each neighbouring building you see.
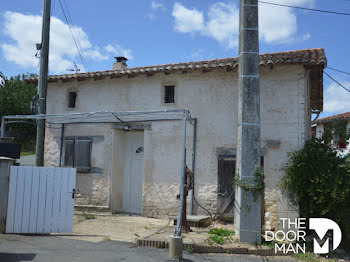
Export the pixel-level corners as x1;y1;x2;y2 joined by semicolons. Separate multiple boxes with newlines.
313;111;350;155
26;48;326;231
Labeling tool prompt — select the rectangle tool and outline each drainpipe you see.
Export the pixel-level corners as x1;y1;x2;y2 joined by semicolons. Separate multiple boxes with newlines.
59;123;65;167
189;118;197;215
175;117;187;236
1;117;5;138
311;110;321;124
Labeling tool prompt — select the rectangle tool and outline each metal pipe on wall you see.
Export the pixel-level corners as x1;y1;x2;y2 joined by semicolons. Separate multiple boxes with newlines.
174;117;187;237
189;118;197;215
59;123;65;167
1;118;5;138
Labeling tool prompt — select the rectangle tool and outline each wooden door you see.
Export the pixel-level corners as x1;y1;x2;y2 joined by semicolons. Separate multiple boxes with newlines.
217;156;236;220
123;132;144;214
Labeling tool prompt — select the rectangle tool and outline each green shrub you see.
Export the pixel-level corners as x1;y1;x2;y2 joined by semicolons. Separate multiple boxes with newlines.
208;227;235;237
281;138;350;248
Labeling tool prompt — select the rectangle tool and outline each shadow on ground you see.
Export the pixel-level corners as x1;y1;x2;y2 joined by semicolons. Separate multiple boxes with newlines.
0;253;36;262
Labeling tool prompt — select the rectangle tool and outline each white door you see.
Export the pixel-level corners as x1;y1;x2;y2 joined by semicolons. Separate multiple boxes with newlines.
6;166;76;234
123;132;144;214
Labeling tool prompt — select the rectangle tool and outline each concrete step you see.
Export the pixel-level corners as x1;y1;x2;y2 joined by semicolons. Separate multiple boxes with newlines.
169;215;211;227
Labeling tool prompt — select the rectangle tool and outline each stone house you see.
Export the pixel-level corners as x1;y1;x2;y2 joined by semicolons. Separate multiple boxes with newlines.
26;48;326;231
313;111;350;155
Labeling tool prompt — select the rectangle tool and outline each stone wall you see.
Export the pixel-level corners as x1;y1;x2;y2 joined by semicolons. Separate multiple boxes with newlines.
142;183;217;218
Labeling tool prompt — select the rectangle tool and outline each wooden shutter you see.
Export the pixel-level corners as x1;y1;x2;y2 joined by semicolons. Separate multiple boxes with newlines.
74;139;92;172
64;139;74;167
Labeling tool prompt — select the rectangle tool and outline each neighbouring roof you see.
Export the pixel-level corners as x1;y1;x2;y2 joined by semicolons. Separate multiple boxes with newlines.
25;48;326;111
316;112;350;124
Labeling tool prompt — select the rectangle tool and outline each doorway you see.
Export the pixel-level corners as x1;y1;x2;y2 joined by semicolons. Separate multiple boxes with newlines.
217;156;236;220
122;131;144;214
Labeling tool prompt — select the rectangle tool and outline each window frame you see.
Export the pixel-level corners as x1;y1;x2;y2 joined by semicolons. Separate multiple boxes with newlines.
67;91;77;108
163;85;176;105
63;137;92;173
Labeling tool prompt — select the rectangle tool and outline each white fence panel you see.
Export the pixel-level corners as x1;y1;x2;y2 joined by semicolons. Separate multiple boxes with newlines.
5;166;76;234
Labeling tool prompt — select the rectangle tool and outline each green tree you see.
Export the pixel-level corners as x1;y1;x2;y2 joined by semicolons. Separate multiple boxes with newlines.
0;73;37;144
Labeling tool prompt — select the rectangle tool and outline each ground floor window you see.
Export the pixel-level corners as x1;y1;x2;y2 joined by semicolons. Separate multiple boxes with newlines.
64;138;92;172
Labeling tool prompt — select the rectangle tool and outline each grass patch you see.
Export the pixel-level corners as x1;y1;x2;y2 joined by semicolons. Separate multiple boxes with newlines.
103;236;111;241
184;245;193;253
259;240;276;249
144;226;150;230
82;211;96;220
19;139;36;156
206;227;235;245
294;252;339;262
294;252;322;262
20;151;35;156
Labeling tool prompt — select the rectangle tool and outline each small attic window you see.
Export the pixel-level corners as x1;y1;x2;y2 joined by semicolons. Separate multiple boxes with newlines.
68;91;77;108
164;85;175;104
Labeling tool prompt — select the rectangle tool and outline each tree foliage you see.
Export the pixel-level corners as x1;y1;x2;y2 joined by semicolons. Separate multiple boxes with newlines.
281;138;350;248
0;73;37;140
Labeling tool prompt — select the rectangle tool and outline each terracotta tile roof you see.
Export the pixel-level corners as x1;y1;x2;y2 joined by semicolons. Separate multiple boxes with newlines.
316;112;350;123
24;48;326;84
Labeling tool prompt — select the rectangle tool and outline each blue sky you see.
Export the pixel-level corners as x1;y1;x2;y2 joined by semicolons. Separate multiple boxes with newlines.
1;0;350;118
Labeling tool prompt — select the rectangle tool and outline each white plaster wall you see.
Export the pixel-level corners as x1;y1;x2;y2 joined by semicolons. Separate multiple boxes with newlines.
346;121;350;155
44;64;310;228
316;124;324;138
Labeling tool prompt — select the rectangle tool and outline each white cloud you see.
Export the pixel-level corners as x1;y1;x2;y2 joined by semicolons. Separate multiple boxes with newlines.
324;81;350;113
172;1;313;48
1;11;133;74
83;47;108;61
172;2;204;33
104;44;133;60
206;3;239;48
147;1;166;20
151;1;165;11
146;13;156;20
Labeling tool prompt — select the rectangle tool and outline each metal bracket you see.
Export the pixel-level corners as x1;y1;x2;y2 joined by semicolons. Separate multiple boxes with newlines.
69;189;75;199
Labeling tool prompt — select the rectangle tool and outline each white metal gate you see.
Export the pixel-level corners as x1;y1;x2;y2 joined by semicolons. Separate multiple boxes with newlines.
5;166;76;234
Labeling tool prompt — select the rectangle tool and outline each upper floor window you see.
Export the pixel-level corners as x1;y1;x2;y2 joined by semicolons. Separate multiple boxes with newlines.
164;85;175;104
68;91;77;108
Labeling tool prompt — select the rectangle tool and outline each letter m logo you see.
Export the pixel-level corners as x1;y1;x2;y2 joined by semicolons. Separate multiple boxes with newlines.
309;218;342;254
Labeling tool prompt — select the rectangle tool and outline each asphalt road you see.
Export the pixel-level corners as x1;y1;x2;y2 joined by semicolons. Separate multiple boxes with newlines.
0;234;297;262
18;154;35;166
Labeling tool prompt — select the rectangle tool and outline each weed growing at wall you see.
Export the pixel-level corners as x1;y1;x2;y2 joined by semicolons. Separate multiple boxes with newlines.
206;228;235;245
234;166;265;211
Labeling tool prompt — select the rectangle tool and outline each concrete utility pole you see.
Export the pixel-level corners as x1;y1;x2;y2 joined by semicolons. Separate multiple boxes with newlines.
35;0;51;166
234;0;262;244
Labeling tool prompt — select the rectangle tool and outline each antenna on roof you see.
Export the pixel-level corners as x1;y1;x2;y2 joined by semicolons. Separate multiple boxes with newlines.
66;61;80;74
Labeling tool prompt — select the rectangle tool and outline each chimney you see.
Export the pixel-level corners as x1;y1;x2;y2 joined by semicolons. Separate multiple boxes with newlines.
113;56;128;70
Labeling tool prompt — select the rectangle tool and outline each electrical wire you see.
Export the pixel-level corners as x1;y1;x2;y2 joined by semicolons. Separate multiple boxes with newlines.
324;72;350;93
58;0;88;72
61;0;86;72
327;67;350;76
51;0;56;16
193;194;213;220
258;1;350;16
